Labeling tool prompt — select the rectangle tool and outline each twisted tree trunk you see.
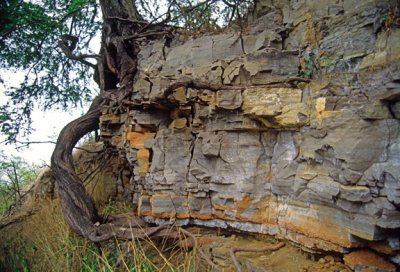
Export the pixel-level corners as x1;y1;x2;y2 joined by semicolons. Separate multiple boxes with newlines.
50;0;144;241
51;95;103;238
50;0;192;244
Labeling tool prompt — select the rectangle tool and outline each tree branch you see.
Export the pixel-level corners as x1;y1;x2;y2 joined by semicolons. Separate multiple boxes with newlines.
58;35;99;69
11;161;21;200
15;140;103;154
104;16;147;25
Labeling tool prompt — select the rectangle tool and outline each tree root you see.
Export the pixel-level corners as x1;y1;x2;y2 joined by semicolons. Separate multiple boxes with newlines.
89;223;218;269
230;242;285;272
179;228;218;269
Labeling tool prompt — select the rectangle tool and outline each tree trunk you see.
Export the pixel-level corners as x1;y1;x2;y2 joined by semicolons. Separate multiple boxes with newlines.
50;0;142;240
51;95;103;237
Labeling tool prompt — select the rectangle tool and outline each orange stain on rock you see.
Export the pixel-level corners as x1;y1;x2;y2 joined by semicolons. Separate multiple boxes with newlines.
126;131;156;149
235;195;253;215
137;149;150;161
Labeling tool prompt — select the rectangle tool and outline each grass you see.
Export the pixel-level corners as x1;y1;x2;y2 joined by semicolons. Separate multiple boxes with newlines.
0;198;203;272
0;144;204;272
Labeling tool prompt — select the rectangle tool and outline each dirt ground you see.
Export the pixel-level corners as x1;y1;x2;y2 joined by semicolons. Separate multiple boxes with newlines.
181;228;352;272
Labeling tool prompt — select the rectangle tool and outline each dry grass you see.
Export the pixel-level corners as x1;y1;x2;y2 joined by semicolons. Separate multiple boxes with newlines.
0;143;205;272
0;198;203;272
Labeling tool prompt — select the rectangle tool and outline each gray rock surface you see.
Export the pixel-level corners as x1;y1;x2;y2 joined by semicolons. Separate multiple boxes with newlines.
100;0;400;261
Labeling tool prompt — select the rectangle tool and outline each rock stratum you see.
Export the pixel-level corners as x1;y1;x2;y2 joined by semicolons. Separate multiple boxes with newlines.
99;0;400;267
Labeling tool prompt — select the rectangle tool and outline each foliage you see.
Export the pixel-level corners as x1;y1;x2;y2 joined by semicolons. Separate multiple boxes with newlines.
0;0;101;143
137;0;253;31
0;151;37;213
299;50;317;79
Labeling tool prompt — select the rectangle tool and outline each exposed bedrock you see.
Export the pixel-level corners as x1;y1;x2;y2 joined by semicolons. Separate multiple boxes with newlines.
100;0;400;268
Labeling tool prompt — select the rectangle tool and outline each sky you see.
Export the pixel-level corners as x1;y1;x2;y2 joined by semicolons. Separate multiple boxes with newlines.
0;70;87;165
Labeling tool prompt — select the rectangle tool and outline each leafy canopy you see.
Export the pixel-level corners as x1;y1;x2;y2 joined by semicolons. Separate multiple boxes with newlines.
0;0;100;143
0;0;253;143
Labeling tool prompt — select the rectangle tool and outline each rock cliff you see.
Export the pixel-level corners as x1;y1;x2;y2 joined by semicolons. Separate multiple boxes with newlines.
99;0;400;267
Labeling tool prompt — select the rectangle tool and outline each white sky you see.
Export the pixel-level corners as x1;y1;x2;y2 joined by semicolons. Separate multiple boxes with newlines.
0;71;87;165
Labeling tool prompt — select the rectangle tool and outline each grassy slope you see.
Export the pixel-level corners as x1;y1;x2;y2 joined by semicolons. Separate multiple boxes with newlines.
0;143;202;272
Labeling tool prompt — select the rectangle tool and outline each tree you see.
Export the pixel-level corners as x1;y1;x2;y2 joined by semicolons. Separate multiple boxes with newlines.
0;152;37;214
0;0;101;142
0;0;253;244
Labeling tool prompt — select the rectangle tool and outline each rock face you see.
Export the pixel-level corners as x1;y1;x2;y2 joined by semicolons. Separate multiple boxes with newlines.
343;250;396;272
100;0;400;263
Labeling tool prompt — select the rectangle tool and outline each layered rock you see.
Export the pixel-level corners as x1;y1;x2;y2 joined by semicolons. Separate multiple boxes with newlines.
100;0;400;266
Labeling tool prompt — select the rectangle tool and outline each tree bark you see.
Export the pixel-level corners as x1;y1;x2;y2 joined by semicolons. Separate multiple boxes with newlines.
50;0;165;242
51;95;103;237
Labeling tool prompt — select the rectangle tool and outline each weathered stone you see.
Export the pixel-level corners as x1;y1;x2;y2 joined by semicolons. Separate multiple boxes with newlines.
307;176;340;201
201;132;221;157
244;50;299;84
201;112;262;131
272;131;298;163
382;172;400;206
137;39;167;75
273;103;309;127
138;195;152;215
130;110;169;128
133;77;152;98
188;196;212;219
151;195;185;216
137;149;150;176
250;10;284;34
304;114;386;176
126;131;156;149
243;87;302;117
252;30;282;50
168;118;187;129
336;199;362;213
317;5;381;57
170;86;187;104
358;101;392;120
99;0;400;255
343;250;396;272
216;89;242;110
99;113;121;124
359;28;400;70
360;197;398;217
149;77;170;100
390;101;400;119
222;60;243;85
271;162;298;195
182;64;224;85
170;106;191;120
339;185;372;203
